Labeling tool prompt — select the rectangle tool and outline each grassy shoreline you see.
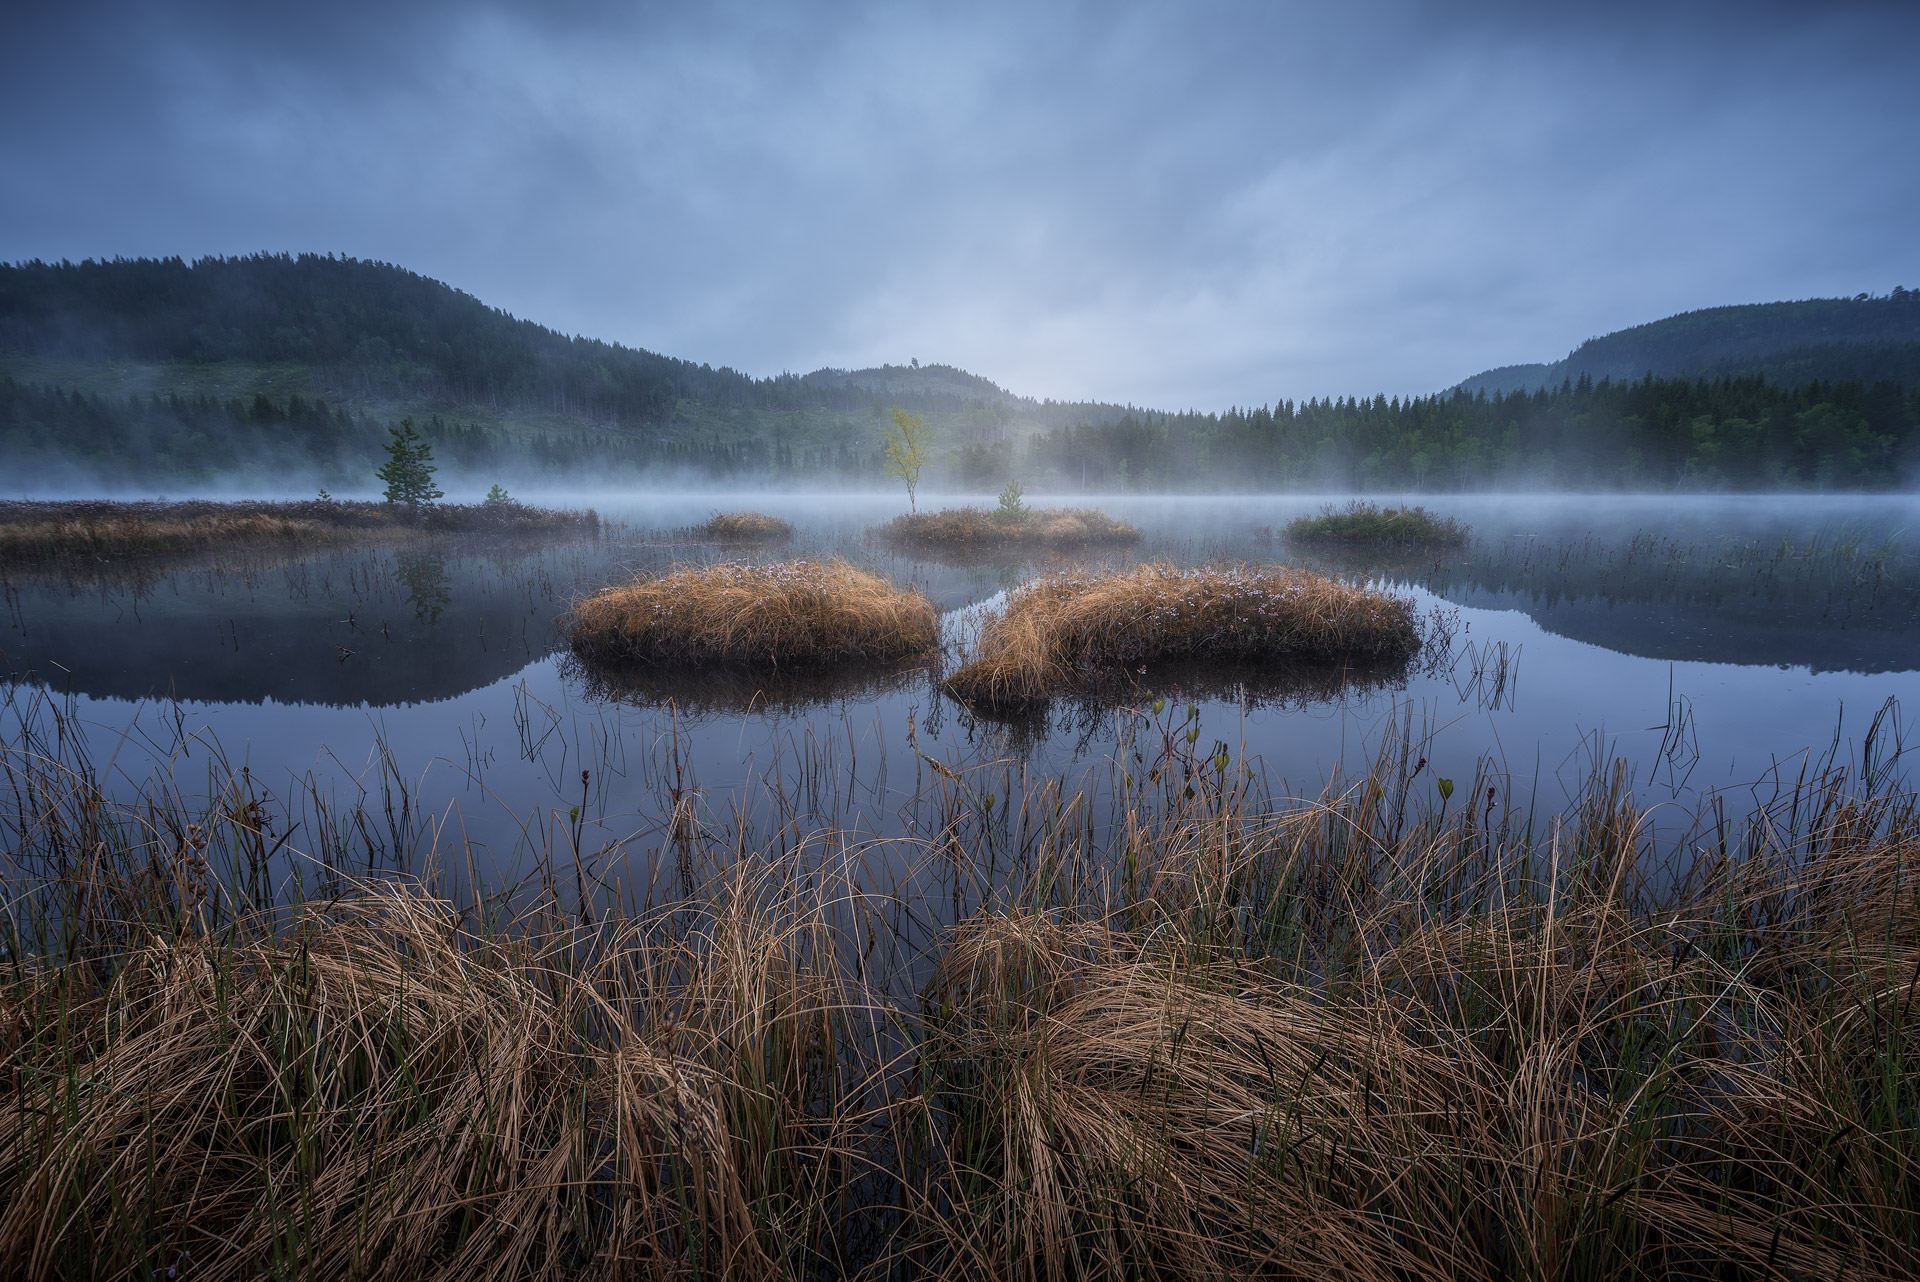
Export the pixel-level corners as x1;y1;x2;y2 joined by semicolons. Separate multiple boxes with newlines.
2;690;1916;1278
0;498;600;565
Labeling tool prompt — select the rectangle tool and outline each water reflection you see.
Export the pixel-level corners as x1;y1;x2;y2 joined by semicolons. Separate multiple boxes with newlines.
1286;523;1920;672
394;550;452;624
2;535;614;706
3;495;1916;722
946;654;1421;759
562;653;936;718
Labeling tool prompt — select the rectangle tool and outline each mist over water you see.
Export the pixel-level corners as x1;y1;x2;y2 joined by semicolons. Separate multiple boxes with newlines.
5;489;1918;885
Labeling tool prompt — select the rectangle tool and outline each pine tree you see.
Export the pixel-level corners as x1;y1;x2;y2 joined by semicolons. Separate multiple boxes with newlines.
376;418;443;507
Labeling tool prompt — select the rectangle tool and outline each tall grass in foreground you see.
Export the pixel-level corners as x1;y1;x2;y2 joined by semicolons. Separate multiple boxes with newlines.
945;562;1422;708
567;559;939;667
2;691;1917;1279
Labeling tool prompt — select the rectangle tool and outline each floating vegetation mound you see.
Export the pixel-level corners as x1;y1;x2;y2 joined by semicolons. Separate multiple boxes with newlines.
0;499;598;564
874;505;1139;552
695;510;793;541
944;562;1420;707
567;559;938;668
1283;501;1469;548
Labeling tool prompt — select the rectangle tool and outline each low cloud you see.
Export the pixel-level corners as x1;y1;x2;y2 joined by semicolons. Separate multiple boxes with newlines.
4;0;1917;405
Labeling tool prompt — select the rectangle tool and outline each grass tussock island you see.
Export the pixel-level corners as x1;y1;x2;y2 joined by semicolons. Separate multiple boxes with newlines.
694;509;793;540
0;498;598;565
945;562;1421;707
874;504;1140;551
3;696;1918;1279
1284;500;1470;547
567;558;938;668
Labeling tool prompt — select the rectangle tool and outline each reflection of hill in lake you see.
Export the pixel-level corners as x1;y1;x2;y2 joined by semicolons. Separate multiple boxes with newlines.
3;540;608;706
1362;533;1920;673
1454;587;1920;672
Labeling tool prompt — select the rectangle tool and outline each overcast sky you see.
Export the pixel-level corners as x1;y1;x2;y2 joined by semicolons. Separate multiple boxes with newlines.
5;0;1917;407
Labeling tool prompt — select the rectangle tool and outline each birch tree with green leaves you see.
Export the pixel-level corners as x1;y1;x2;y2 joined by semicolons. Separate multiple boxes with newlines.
882;405;933;511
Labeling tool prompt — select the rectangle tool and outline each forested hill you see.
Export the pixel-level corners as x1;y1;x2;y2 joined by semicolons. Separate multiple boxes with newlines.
3;254;1918;492
0;253;1105;425
1456;292;1920;396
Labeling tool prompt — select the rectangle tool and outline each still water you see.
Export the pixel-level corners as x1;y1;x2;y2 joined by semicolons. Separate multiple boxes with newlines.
5;492;1918;880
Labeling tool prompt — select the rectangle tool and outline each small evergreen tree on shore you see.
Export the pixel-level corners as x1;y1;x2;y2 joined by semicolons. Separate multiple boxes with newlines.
994;478;1028;524
377;418;442;507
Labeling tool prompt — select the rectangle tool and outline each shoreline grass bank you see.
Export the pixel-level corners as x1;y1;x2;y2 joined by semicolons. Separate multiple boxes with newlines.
945;562;1421;707
566;558;938;668
0;498;600;564
2;692;1916;1279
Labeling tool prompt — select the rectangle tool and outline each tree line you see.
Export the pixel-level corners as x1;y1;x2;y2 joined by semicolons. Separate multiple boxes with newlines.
4;256;1916;491
1018;372;1917;491
0;378;885;488
6;369;1915;491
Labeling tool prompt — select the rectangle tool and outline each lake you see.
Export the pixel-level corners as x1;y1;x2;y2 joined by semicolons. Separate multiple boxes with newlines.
6;491;1918;894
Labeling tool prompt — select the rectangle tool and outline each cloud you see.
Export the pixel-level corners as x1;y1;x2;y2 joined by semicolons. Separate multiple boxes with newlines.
4;0;1917;405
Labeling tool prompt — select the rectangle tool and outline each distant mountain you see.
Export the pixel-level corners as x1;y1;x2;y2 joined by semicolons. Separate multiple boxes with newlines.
1455;292;1920;395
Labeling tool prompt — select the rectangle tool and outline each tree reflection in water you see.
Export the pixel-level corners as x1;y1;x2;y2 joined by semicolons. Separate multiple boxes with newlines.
395;550;452;624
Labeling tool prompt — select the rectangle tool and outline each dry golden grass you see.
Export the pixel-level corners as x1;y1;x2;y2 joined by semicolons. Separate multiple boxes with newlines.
0;872;886;1282
920;894;1920;1280
567;558;939;667
696;510;794;540
944;562;1420;707
0;499;597;564
3;691;1919;1278
874;505;1139;552
896;736;1920;1281
0;511;371;561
